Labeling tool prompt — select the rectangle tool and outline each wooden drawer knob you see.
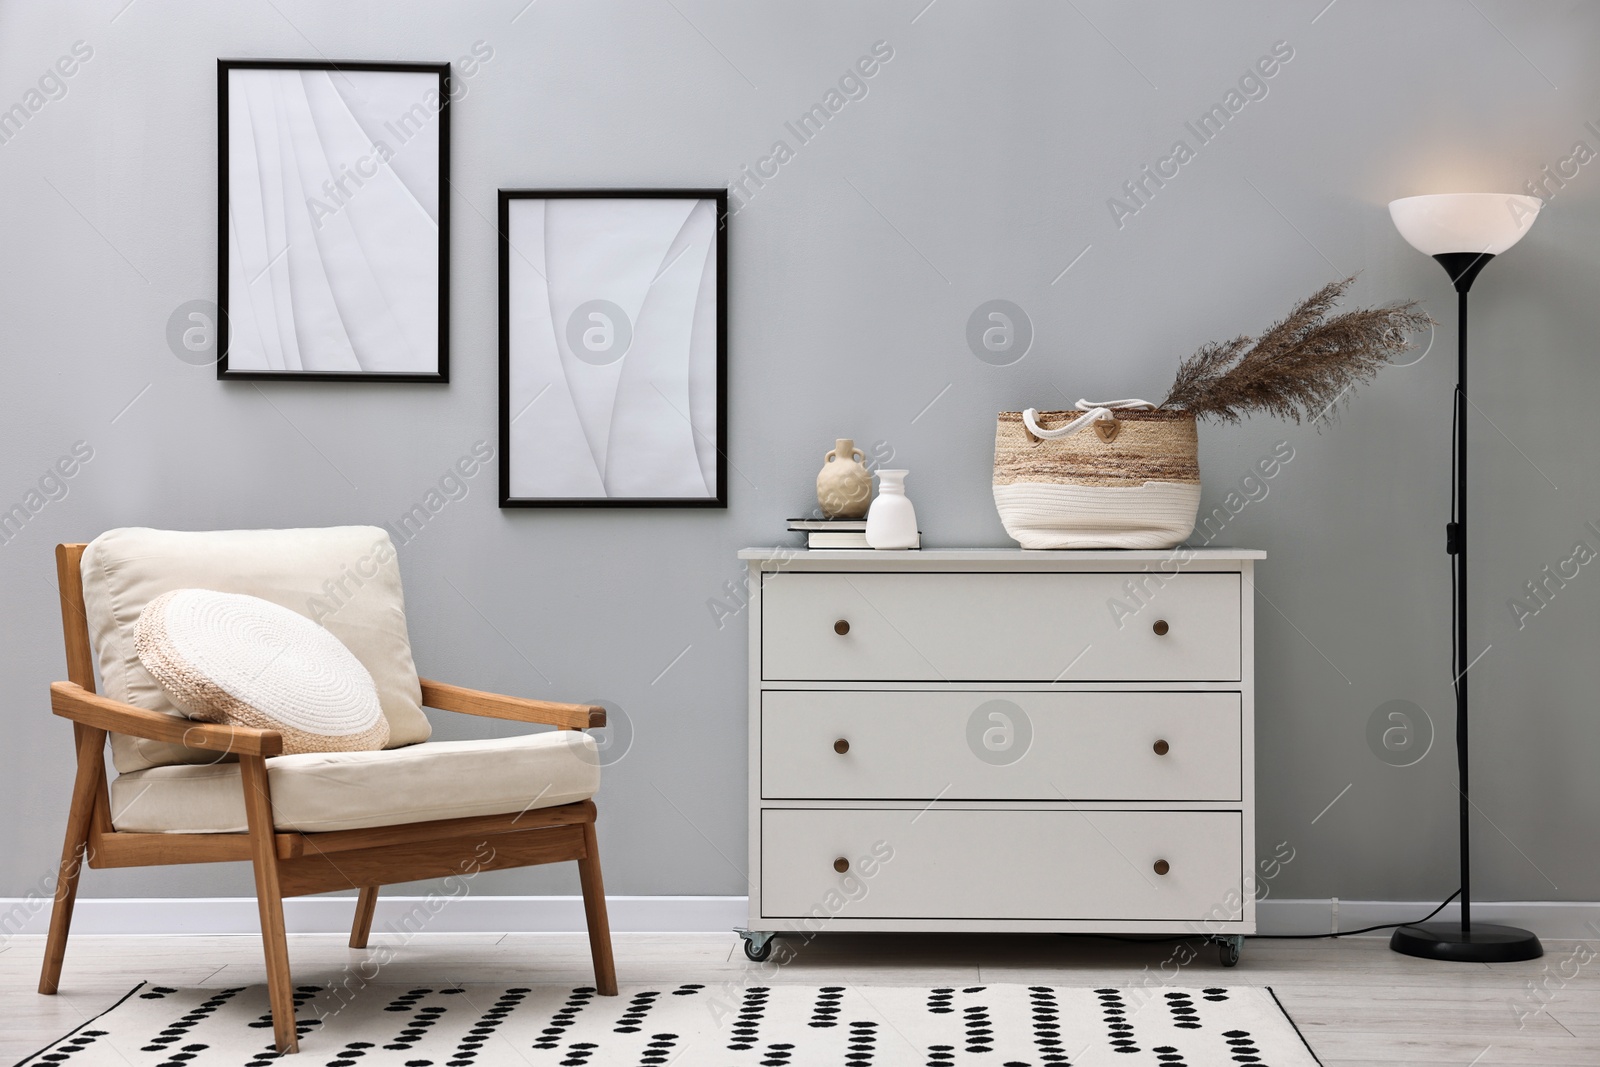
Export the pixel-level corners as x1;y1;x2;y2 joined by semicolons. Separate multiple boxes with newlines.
834;857;850;873
834;738;850;754
1152;619;1169;636
1153;739;1170;756
1153;859;1170;876
834;619;851;636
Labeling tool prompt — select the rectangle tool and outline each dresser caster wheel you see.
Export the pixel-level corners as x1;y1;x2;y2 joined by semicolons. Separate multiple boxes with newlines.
1213;934;1243;967
736;929;775;962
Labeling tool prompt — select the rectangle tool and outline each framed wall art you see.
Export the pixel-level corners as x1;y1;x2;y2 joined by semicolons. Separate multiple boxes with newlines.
218;60;450;381
498;189;728;507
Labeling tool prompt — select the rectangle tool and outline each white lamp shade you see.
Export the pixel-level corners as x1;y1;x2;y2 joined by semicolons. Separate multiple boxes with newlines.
1388;193;1541;256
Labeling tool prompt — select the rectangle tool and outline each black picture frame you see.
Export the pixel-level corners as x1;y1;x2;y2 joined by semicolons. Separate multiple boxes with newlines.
498;189;729;508
217;59;451;382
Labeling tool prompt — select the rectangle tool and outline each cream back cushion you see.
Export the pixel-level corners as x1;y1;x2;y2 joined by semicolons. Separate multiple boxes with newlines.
136;589;390;755
82;526;430;773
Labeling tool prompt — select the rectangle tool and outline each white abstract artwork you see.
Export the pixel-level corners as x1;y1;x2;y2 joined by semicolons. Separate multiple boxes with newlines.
220;63;447;379
500;193;726;505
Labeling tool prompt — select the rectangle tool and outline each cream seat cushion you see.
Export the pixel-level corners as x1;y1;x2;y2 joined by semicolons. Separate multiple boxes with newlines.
109;731;600;834
81;526;430;773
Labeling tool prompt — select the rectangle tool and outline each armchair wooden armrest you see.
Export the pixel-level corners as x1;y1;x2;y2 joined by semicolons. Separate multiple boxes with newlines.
419;678;605;730
50;681;284;757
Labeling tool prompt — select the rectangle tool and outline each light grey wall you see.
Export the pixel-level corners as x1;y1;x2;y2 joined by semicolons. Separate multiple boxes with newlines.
3;0;1599;907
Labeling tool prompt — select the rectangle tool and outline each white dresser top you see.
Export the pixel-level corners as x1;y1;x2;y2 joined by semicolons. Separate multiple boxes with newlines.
739;547;1265;562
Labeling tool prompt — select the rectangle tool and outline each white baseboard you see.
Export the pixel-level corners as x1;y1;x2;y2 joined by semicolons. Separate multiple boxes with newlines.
0;896;748;939
4;896;1599;940
1257;898;1600;940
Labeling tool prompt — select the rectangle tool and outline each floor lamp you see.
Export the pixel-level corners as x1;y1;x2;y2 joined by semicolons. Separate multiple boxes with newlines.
1387;192;1544;963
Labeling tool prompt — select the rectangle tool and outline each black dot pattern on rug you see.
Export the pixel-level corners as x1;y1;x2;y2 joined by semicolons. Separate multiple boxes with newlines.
1027;986;1067;1064
396;1003;449;1053
808;986;845;1028
726;986;770;1051
759;1040;795;1066
380;989;439;1051
1095;987;1139;1055
532;986;595;1051
962;1004;994;1054
925;1044;955;1066
1202;987;1230;1002
138;986;178;1000
925;988;955;1015
845;1020;876;1064
670;983;705;996
1152;1043;1190;1065
1223;1029;1262;1063
321;1038;375;1066
638;1031;680;1066
386;988;434;1014
611;990;662;1034
143;987;243;1053
443;986;528;1066
39;1028;109;1062
1165;991;1202;1029
159;1043;213;1067
557;1039;596;1066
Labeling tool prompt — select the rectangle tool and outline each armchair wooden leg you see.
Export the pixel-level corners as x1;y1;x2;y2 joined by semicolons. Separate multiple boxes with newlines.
39;724;106;995
577;819;617;996
349;886;380;950
241;756;298;1054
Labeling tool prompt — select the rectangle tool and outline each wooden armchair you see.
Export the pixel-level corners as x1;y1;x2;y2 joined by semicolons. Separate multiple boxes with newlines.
39;543;617;1054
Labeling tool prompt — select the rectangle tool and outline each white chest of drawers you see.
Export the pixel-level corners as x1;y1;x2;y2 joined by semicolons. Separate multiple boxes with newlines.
738;548;1263;966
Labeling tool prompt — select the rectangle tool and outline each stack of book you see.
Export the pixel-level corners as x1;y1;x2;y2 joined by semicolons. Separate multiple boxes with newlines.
788;517;920;549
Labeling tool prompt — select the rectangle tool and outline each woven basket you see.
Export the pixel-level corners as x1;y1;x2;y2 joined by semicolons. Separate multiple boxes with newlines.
993;400;1201;549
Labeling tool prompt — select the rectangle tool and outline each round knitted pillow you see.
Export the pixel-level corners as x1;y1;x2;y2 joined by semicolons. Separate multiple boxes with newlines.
134;588;390;755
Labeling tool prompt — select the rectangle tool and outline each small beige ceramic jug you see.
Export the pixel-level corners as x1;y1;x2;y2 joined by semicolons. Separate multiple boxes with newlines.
816;438;872;518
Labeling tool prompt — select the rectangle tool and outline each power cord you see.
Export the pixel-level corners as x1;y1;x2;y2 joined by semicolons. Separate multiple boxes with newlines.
1055;889;1462;944
1251;888;1459;940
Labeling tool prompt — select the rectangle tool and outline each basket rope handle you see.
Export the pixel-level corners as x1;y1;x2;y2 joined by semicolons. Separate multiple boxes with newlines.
1022;399;1156;440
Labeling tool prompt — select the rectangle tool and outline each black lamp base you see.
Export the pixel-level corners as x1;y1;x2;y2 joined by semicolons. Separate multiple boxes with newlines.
1390;922;1543;963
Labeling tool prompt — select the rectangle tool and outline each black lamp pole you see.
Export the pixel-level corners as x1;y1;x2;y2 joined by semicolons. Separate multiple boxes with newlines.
1389;251;1543;963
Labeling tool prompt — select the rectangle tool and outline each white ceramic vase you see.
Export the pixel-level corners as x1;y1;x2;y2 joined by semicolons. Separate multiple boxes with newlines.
865;469;918;549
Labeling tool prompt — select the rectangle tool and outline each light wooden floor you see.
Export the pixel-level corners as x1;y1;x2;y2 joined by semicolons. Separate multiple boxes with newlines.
4;931;1596;1064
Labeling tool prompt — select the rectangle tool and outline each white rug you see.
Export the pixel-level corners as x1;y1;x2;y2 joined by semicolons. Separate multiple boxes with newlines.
22;982;1322;1065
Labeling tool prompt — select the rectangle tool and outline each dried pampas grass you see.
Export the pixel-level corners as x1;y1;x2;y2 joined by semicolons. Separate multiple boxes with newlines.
1161;276;1433;424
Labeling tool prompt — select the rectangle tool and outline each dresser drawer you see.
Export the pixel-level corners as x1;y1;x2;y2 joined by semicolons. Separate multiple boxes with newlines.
762;691;1240;801
760;808;1242;921
761;572;1240;681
